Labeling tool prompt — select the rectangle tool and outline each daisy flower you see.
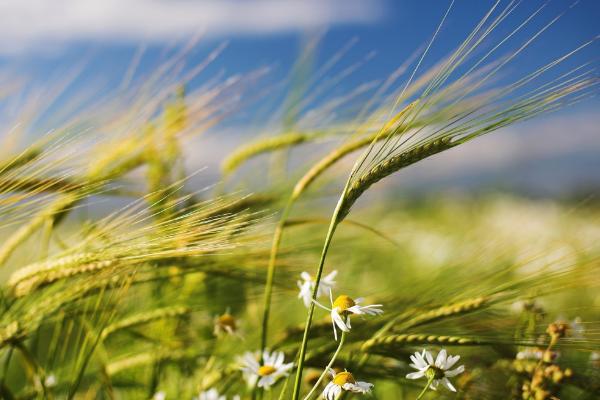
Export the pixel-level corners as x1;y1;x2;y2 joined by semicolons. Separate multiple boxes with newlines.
314;290;383;340
406;349;465;392
152;391;166;400
239;350;293;389
297;270;337;308
196;388;240;400
214;310;241;337
322;368;373;400
44;374;57;387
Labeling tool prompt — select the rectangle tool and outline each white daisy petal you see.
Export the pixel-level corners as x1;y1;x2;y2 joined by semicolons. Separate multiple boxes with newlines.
424;350;434;365
445;354;460;369
332;310;349;332
324;270;338;281
445;365;465;377
412;352;427;369
435;349;447;368
441;378;456;392
356;381;374;391
406;371;425;379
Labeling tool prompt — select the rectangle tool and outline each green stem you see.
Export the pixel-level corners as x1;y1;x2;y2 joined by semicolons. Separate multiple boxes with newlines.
260;196;295;353
416;376;434;400
303;331;347;400
277;371;293;400
291;192;348;400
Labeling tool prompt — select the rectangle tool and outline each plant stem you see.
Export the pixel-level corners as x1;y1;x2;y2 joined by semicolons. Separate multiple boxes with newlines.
302;331;347;400
260;197;295;353
291;192;348;400
277;371;293;400
416;376;434;400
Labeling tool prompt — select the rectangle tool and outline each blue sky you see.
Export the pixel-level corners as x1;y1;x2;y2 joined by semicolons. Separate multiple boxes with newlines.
2;1;598;93
1;0;599;196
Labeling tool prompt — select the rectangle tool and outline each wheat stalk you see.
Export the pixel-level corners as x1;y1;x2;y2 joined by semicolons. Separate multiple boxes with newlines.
222;132;322;176
361;334;483;353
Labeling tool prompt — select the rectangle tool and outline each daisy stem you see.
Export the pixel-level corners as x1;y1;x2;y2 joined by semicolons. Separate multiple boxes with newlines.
291;189;349;400
302;331;347;400
416;376;434;400
260;196;295;354
277;371;292;400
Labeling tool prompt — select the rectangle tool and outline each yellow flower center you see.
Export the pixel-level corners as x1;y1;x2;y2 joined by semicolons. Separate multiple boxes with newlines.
258;365;277;376
217;314;236;330
332;371;356;386
333;295;355;313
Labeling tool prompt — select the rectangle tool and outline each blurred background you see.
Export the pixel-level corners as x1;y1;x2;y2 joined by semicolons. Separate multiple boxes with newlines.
1;0;598;199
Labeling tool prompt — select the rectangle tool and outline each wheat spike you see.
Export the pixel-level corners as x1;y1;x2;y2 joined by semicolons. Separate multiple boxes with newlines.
396;296;489;331
337;136;454;221
101;306;190;339
361;334;482;352
222;131;318;175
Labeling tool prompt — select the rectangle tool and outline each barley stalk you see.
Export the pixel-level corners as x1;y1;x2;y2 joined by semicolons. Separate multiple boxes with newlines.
361;334;483;353
101;306;190;339
337;137;454;221
222;131;319;176
397;296;488;330
10;260;117;298
0;193;78;266
7;253;99;288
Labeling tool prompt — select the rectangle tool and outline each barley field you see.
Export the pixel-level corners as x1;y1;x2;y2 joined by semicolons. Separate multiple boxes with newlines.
0;1;599;399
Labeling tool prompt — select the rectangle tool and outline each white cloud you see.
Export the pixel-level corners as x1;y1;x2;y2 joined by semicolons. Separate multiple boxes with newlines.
186;110;600;196
0;0;384;54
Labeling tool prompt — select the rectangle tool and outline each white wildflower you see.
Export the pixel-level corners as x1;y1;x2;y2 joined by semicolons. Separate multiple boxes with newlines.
152;391;166;400
406;349;465;392
214;310;241;338
239;350;293;389
196;388;240;400
322;369;373;400
44;374;57;387
314;290;383;340
298;270;337;308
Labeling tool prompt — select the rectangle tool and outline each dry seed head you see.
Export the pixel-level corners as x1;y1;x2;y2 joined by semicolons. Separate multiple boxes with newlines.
216;313;237;332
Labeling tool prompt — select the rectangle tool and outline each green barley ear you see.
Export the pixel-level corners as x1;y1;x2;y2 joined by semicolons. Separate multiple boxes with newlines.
101;306;190;340
222;131;319;176
337;136;454;221
335;74;596;223
361;334;482;353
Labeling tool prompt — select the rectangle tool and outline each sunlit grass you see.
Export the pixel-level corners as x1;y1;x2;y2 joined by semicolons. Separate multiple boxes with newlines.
0;1;599;400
